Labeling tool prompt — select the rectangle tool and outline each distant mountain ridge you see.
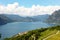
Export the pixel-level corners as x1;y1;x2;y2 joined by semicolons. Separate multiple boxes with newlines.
0;14;49;25
2;14;49;22
31;14;49;22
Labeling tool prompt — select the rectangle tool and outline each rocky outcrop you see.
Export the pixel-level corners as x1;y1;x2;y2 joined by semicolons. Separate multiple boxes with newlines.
47;10;60;23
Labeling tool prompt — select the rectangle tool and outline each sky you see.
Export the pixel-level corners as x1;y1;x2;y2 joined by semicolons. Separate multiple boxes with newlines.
0;0;60;16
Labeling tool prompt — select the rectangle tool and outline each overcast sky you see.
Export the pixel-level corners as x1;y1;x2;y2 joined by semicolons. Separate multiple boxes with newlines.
0;0;60;16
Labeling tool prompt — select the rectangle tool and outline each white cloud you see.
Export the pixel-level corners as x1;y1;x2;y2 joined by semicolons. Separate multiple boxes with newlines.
0;2;60;16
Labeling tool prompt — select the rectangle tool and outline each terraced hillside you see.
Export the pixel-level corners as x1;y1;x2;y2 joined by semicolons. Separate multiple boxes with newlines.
4;26;60;40
46;31;60;40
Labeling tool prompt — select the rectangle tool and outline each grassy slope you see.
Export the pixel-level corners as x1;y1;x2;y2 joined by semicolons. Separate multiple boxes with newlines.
46;31;60;40
4;26;60;40
38;29;57;40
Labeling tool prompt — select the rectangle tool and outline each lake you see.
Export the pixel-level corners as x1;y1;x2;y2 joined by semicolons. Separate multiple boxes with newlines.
0;22;54;39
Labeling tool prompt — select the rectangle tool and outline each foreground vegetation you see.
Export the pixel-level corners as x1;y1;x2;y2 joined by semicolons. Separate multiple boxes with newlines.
4;26;60;40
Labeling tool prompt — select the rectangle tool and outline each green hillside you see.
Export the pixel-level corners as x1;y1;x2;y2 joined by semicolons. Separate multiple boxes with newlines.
46;31;60;40
4;26;60;40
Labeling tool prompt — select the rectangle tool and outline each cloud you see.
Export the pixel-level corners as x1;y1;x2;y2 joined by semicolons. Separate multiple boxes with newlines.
0;2;60;16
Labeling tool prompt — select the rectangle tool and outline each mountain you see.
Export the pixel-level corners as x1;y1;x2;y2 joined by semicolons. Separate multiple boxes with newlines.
2;14;35;22
3;14;49;22
4;26;60;40
2;14;25;22
0;14;12;25
47;10;60;24
31;14;49;22
0;14;49;25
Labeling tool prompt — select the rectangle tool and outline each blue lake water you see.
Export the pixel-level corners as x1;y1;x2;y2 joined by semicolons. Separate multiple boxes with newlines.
0;22;53;39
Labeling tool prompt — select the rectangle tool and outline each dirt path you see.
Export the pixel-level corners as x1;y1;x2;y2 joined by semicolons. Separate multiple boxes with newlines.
43;31;59;40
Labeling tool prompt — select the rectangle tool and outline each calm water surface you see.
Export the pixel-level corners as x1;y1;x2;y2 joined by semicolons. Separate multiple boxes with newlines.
0;22;53;39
